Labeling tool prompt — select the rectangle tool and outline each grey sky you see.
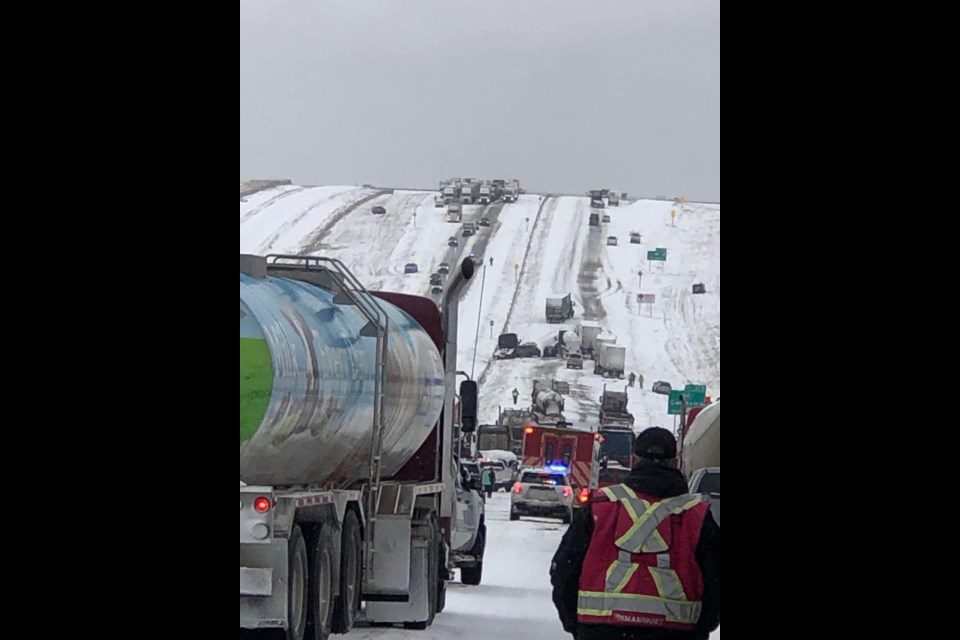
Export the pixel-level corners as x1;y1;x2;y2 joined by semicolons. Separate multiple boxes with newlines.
240;1;720;201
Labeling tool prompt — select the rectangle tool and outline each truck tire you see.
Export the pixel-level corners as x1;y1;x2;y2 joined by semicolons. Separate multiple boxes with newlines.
460;527;485;586
307;526;335;640
332;511;362;634
287;526;309;640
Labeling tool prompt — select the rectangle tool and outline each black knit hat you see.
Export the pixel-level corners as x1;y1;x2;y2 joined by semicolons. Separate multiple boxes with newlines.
634;427;678;460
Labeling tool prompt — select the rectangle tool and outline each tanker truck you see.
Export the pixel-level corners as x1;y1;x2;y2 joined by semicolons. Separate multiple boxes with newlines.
681;399;720;526
530;380;567;426
240;254;487;639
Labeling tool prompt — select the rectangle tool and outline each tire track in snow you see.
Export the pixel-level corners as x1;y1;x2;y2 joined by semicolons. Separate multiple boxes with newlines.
295;189;393;256
240;186;306;224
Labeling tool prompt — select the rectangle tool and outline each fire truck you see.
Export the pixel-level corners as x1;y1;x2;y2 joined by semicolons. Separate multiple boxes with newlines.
521;424;600;505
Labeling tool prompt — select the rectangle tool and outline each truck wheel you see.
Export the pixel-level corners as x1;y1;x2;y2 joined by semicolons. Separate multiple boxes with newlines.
307;526;335;640
287;526;309;640
332;511;362;634
460;528;485;586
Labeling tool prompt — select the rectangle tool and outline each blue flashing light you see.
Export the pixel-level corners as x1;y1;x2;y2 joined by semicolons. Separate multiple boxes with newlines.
548;464;569;473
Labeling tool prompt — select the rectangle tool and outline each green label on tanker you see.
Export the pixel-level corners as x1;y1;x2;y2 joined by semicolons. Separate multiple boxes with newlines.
240;337;272;443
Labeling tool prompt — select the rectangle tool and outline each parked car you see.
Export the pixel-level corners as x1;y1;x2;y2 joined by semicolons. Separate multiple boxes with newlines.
478;217;491;228
372;206;387;215
510;468;574;523
515;342;542;358
449;237;459;248
602;214;611;223
438;262;451;275
630;232;642;244
693;283;707;294
430;273;443;286
566;353;584;370
462;223;476;238
431;286;443;296
652;381;673;395
404;263;419;274
606;236;619;247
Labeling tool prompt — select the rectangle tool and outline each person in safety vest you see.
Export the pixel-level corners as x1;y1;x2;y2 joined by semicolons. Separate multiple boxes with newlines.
550;427;720;640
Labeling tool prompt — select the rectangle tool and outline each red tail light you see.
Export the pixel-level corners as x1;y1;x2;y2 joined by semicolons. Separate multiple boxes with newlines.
524;426;535;435
513;483;523;494
578;489;591;504
562;487;572;499
254;497;272;513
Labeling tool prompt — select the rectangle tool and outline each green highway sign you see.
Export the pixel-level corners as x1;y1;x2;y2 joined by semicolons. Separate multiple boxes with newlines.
668;387;707;415
647;248;668;262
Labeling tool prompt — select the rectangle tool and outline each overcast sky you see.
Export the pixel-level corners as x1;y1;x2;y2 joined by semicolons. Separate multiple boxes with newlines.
240;1;720;201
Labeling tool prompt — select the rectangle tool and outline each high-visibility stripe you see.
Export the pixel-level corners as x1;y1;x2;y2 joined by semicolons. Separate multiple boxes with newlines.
648;567;687;601
615;495;706;553
605;551;640;593
577;592;702;624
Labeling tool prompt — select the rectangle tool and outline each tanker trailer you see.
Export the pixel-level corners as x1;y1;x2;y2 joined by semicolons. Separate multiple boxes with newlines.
681;399;720;526
240;254;486;639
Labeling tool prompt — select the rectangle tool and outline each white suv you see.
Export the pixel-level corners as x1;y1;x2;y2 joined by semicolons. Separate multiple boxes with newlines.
510;467;574;524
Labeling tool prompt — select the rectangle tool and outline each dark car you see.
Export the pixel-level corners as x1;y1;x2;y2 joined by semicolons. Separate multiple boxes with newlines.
438;262;451;274
602;214;611;223
448;237;459;248
693;283;707;295
630;232;642;244
606;236;619;247
404;263;419;274
430;273;443;286
478;217;491;228
372;206;387;215
431;286;443;296
515;342;542;358
652;381;673;395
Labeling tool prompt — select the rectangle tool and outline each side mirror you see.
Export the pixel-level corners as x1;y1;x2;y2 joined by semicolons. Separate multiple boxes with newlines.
460;380;478;433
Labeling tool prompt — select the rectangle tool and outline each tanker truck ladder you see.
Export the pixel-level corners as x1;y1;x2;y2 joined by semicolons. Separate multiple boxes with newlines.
264;254;391;558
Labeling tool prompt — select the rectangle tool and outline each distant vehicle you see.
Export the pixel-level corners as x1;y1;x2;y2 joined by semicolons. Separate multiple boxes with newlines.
629;232;642;244
438;262;451;274
515;342;542;359
462;223;476;237
404;263;419;274
652;381;673;395
566;353;584;370
372;206;387;215
606;236;618;247
431;285;443;296
448;237;459;248
430;273;443;286
434;195;445;208
478;217;491;228
591;199;606;209
693;283;707;295
602;214;611;223
510;468;574;523
589;213;600;227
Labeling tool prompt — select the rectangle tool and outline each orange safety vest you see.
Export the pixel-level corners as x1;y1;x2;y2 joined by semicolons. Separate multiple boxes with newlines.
577;484;710;630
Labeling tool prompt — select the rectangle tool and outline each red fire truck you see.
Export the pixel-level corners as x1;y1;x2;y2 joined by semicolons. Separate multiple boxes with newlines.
521;424;600;504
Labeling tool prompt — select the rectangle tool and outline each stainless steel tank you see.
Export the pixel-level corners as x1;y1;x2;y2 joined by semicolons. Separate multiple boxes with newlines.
240;272;445;487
